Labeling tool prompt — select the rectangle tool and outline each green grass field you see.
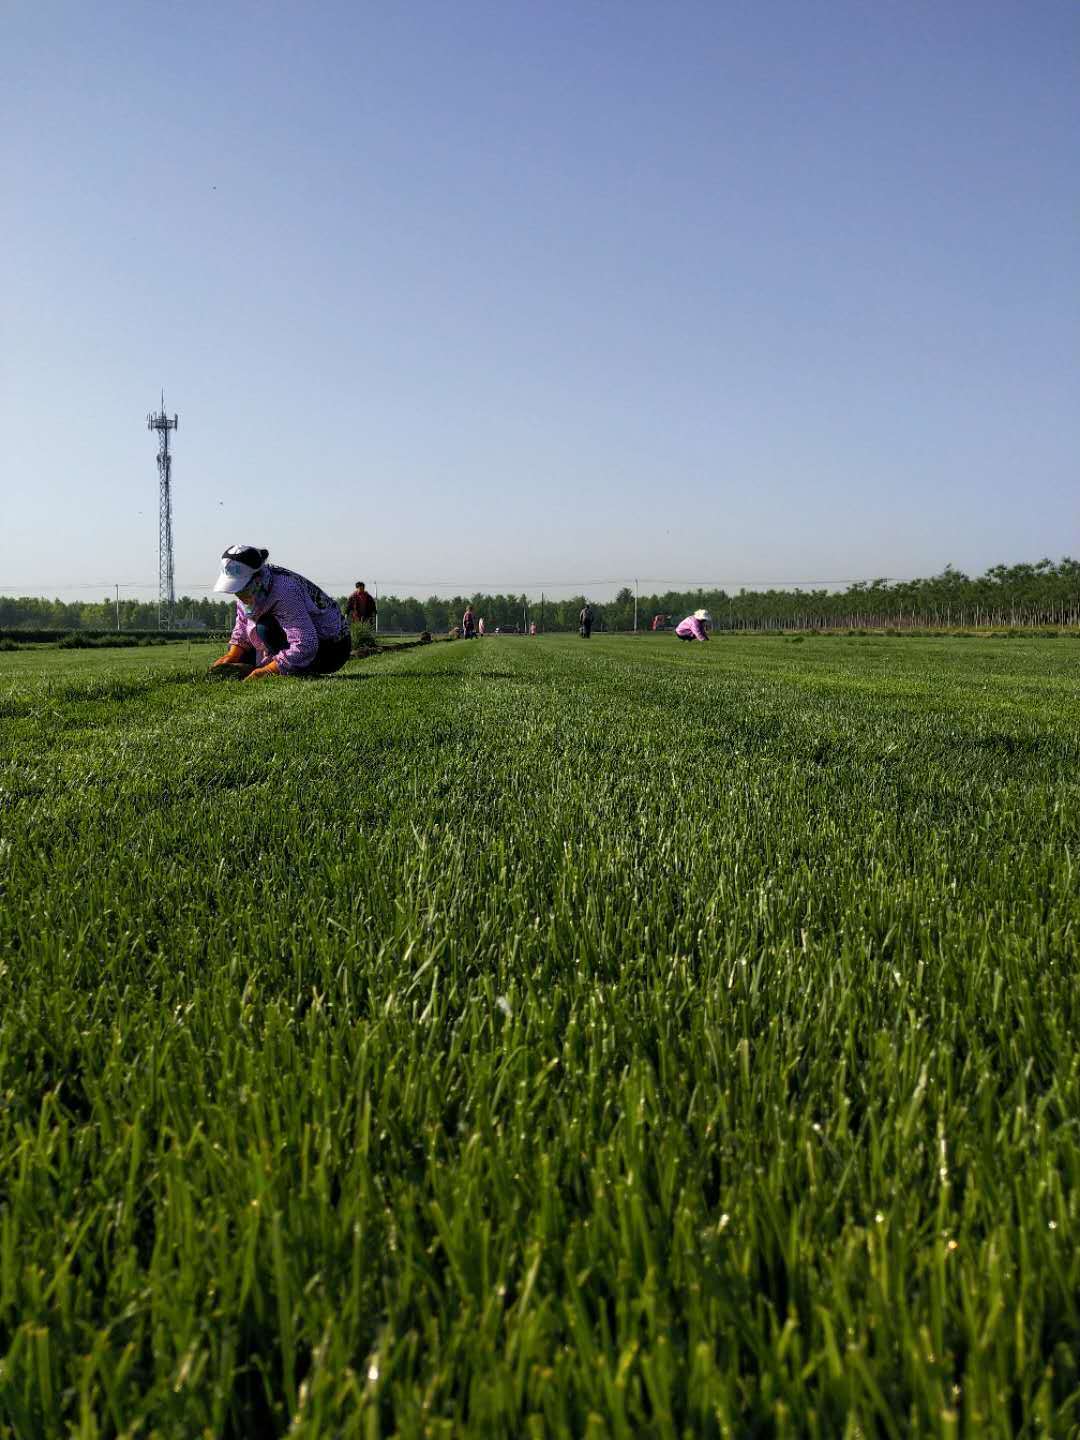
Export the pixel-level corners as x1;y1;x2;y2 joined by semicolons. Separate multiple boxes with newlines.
1;634;1078;1438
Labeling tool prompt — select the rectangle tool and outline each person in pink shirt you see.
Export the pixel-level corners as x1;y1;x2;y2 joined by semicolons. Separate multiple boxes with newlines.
674;608;712;642
210;545;351;680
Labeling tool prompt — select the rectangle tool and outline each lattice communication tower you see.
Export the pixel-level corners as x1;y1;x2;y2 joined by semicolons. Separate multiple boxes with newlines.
147;395;179;629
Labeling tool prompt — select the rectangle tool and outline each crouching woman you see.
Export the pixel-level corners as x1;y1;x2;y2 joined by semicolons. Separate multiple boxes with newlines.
674;608;712;642
211;545;352;680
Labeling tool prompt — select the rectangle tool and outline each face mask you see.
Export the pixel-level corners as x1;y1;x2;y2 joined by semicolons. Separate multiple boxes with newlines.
238;567;271;614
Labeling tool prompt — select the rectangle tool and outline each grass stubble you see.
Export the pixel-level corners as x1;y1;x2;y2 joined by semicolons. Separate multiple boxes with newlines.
0;635;1078;1437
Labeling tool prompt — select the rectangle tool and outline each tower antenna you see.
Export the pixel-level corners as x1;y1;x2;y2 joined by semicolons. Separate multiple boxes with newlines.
146;396;179;629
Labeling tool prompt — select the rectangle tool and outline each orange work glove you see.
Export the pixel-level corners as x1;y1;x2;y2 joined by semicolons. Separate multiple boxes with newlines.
212;645;249;668
243;660;281;681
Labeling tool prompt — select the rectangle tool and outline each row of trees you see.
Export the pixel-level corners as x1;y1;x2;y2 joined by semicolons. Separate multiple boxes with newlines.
2;560;1078;633
595;559;1080;633
374;593;588;634
0;594;235;632
348;558;1080;633
339;558;1080;632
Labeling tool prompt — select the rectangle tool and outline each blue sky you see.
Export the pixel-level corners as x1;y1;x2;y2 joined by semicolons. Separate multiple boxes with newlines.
3;0;1077;602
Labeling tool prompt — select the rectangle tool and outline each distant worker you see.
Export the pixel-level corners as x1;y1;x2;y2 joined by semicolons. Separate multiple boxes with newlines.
579;603;594;639
346;580;377;625
210;545;352;679
478;616;486;637
462;605;477;639
530;621;537;637
675;608;712;642
651;613;667;631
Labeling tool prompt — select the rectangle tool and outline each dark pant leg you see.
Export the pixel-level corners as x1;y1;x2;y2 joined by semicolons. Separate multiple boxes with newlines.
255;615;288;654
256;615;351;676
301;632;352;675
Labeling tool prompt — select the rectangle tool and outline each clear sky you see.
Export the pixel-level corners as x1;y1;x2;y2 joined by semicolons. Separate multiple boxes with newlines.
3;0;1077;602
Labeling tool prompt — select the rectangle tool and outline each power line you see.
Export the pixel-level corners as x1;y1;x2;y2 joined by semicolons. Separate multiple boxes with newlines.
0;581;156;592
0;574;912;594
322;576;902;589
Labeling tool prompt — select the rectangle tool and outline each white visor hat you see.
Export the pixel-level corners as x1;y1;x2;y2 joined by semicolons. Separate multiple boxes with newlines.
214;557;260;594
694;608;712;622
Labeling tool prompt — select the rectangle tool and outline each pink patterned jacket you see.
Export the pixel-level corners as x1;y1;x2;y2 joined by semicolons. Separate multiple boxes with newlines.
675;615;708;641
229;565;348;673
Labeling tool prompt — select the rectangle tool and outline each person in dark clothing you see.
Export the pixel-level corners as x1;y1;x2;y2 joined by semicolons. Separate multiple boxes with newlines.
579;603;594;639
346;581;377;625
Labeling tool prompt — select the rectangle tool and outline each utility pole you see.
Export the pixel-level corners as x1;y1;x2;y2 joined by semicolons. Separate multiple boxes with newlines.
634;578;639;633
374;580;379;633
115;584;120;632
147;395;179;630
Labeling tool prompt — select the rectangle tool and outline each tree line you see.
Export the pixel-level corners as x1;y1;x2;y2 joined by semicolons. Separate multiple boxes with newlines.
1;559;1077;633
590;558;1080;633
0;594;234;632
